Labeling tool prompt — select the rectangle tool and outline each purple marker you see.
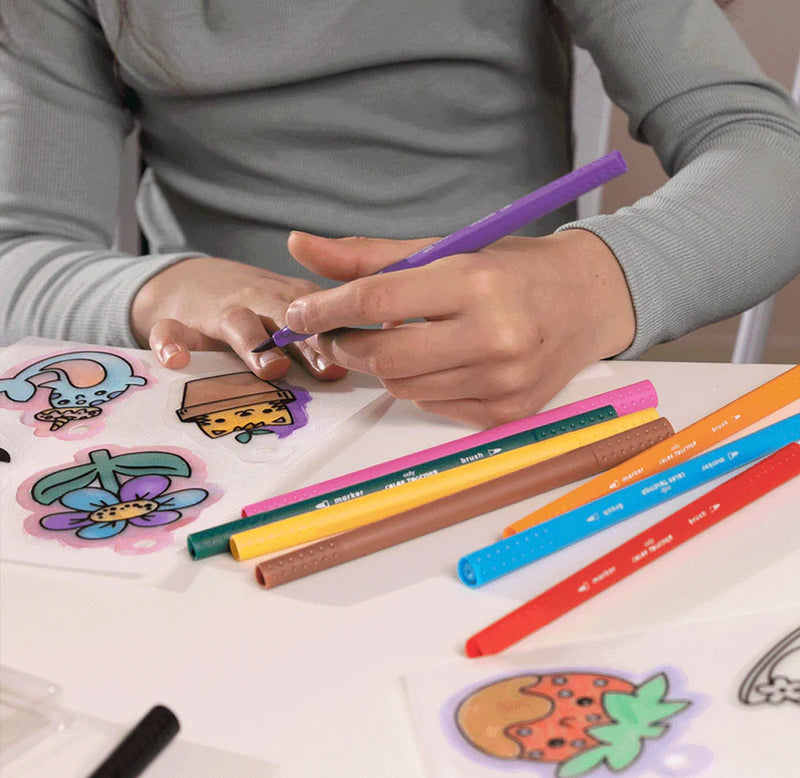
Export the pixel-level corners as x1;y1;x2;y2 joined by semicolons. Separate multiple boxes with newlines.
253;151;627;353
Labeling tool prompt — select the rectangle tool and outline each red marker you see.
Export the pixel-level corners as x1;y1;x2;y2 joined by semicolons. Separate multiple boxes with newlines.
466;442;800;658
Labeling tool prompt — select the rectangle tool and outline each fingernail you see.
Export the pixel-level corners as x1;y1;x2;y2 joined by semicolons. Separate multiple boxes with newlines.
285;300;307;331
257;350;283;369
160;343;180;363
313;351;334;372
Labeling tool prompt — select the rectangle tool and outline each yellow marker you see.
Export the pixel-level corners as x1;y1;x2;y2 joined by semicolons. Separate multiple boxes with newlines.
229;408;659;561
504;364;800;536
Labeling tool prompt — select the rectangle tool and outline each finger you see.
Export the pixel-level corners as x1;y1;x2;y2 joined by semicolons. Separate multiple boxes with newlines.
288;339;348;382
250;303;349;381
287;231;440;281
413;365;580;427
309;320;474;379
382;356;543;403
213;305;292;379
382;365;487;402
413;396;535;428
285;262;465;336
148;318;210;368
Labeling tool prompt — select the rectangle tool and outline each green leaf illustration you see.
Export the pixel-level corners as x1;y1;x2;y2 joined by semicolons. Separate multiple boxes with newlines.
651;701;689;720
31;463;99;505
637;673;668;704
605;737;643;770
557;746;607;777
110;451;191;478
603;692;638;724
560;672;691;777
30;449;193;504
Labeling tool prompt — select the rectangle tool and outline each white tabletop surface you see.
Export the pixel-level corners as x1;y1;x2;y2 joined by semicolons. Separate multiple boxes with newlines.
2;359;799;777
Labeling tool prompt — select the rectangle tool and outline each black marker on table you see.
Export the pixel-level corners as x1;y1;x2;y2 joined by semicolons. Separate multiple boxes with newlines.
87;704;180;778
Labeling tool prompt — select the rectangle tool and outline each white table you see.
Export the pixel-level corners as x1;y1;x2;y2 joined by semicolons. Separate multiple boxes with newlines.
2;360;799;777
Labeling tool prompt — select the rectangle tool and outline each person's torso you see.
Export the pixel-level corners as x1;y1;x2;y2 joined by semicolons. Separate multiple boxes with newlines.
91;0;573;273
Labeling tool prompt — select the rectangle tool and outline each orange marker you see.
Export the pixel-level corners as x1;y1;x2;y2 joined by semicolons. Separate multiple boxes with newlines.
504;364;800;536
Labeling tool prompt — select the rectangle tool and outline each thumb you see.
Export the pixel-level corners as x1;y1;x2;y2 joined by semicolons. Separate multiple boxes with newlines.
287;231;439;281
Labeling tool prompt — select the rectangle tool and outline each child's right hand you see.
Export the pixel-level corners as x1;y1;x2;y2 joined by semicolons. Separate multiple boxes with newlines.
130;255;348;382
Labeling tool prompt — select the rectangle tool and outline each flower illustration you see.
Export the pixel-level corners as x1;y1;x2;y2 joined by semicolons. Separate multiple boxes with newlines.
39;474;208;540
755;676;800;705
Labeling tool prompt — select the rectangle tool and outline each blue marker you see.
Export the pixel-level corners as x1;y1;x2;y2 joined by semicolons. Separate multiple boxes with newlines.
458;412;800;588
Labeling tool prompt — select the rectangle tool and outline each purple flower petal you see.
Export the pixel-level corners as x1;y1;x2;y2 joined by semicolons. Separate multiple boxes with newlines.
76;520;127;539
119;475;170;502
61;488;118;511
40;511;92;531
128;510;181;527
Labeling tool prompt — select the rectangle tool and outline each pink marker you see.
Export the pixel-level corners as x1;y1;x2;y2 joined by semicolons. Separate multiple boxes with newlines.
241;380;658;517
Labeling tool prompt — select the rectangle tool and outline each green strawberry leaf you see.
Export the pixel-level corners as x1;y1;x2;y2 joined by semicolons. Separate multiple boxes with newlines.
583;672;692;773
557;745;609;777
651;700;690;720
636;673;668;704
606;737;643;770
603;692;638;724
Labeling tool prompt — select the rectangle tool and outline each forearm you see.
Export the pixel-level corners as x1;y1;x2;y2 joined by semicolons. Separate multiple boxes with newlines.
554;0;800;356
0;1;206;348
561;107;800;357
0;236;200;346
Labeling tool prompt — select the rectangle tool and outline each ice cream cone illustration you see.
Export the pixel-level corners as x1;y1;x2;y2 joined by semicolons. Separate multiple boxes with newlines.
48;415;70;431
34;406;102;430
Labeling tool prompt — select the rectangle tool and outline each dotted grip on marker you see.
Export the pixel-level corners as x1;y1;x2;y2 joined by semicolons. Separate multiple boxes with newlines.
457;417;678;588
465;441;800;658
256;417;674;590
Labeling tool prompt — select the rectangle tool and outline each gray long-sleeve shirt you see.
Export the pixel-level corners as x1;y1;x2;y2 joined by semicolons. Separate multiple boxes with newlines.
1;0;799;356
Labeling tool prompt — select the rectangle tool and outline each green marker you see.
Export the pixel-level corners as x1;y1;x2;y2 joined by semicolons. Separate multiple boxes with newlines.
186;405;619;560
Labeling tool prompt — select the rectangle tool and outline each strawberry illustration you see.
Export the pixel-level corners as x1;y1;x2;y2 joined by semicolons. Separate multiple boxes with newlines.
455;671;689;777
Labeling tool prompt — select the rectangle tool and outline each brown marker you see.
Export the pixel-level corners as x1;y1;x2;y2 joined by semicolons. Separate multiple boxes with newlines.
255;417;674;589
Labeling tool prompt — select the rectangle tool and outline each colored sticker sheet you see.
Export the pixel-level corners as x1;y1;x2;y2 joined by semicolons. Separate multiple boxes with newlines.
402;608;799;778
0;344;152;441
163;346;389;467
0;337;387;575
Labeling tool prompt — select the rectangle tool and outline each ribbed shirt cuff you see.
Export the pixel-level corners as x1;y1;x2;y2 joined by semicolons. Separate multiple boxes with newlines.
557;216;675;360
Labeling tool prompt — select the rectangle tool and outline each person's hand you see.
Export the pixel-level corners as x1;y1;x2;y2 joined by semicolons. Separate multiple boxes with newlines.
282;229;636;426
130;256;347;382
